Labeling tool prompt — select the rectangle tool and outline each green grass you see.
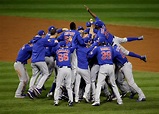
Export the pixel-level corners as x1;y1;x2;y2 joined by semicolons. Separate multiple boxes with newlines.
0;0;159;113
0;0;159;28
0;61;159;114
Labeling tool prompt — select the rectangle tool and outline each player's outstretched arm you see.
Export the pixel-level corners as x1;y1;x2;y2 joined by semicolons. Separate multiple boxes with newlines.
127;36;144;42
84;5;97;18
128;52;147;62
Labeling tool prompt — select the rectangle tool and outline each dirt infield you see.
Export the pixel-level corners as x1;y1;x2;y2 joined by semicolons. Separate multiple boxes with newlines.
0;16;159;72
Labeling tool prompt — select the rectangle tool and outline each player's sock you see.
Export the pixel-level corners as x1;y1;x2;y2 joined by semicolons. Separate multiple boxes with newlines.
49;82;56;93
128;52;142;59
127;36;144;42
127;37;139;42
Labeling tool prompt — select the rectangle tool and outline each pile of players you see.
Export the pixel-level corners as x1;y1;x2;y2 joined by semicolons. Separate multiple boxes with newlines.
14;5;146;107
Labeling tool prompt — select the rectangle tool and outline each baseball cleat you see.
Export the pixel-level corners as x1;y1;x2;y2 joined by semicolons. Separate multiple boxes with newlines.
111;94;117;101
140;55;147;62
34;88;42;97
117;101;123;105
54;101;59;106
138;36;144;40
117;100;123;105
83;95;90;103
68;102;73;107
137;98;146;102
15;94;25;98
54;103;58;106
47;92;53;98
129;92;137;99
75;99;79;103
27;91;34;99
92;102;100;106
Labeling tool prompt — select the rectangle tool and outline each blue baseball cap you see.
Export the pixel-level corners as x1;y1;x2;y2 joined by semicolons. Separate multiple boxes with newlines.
95;20;104;28
77;26;84;31
84;37;92;44
56;28;63;34
38;30;45;36
98;37;106;44
48;26;57;32
84;28;90;34
86;22;91;27
93;28;98;34
60;41;66;47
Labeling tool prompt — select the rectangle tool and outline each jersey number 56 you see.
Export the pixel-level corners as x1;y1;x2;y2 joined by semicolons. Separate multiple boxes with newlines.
58;53;69;62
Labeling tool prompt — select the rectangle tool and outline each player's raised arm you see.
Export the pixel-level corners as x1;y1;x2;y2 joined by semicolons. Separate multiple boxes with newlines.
84;5;97;18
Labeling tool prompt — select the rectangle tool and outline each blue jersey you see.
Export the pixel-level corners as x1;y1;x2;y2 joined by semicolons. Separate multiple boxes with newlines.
45;46;52;57
16;44;32;64
57;30;76;43
76;43;97;69
45;36;57;57
57;30;85;47
55;46;75;68
113;45;128;67
95;17;114;45
88;45;115;65
31;36;58;63
88;56;98;68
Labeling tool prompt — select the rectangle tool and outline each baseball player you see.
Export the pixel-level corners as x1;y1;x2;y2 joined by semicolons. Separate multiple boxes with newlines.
88;53;99;102
113;44;146;101
77;26;84;37
47;43;73;99
45;26;58;78
35;26;57;89
86;19;96;38
84;22;112;102
14;41;33;98
84;5;147;99
88;51;111;102
88;37;123;106
74;36;97;103
27;29;58;99
53;41;76;106
57;22;86;90
46;27;70;98
84;5;147;62
82;25;111;102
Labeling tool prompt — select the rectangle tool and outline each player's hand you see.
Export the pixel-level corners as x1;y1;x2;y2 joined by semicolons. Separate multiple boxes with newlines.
69;36;72;42
62;28;68;31
84;5;89;11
